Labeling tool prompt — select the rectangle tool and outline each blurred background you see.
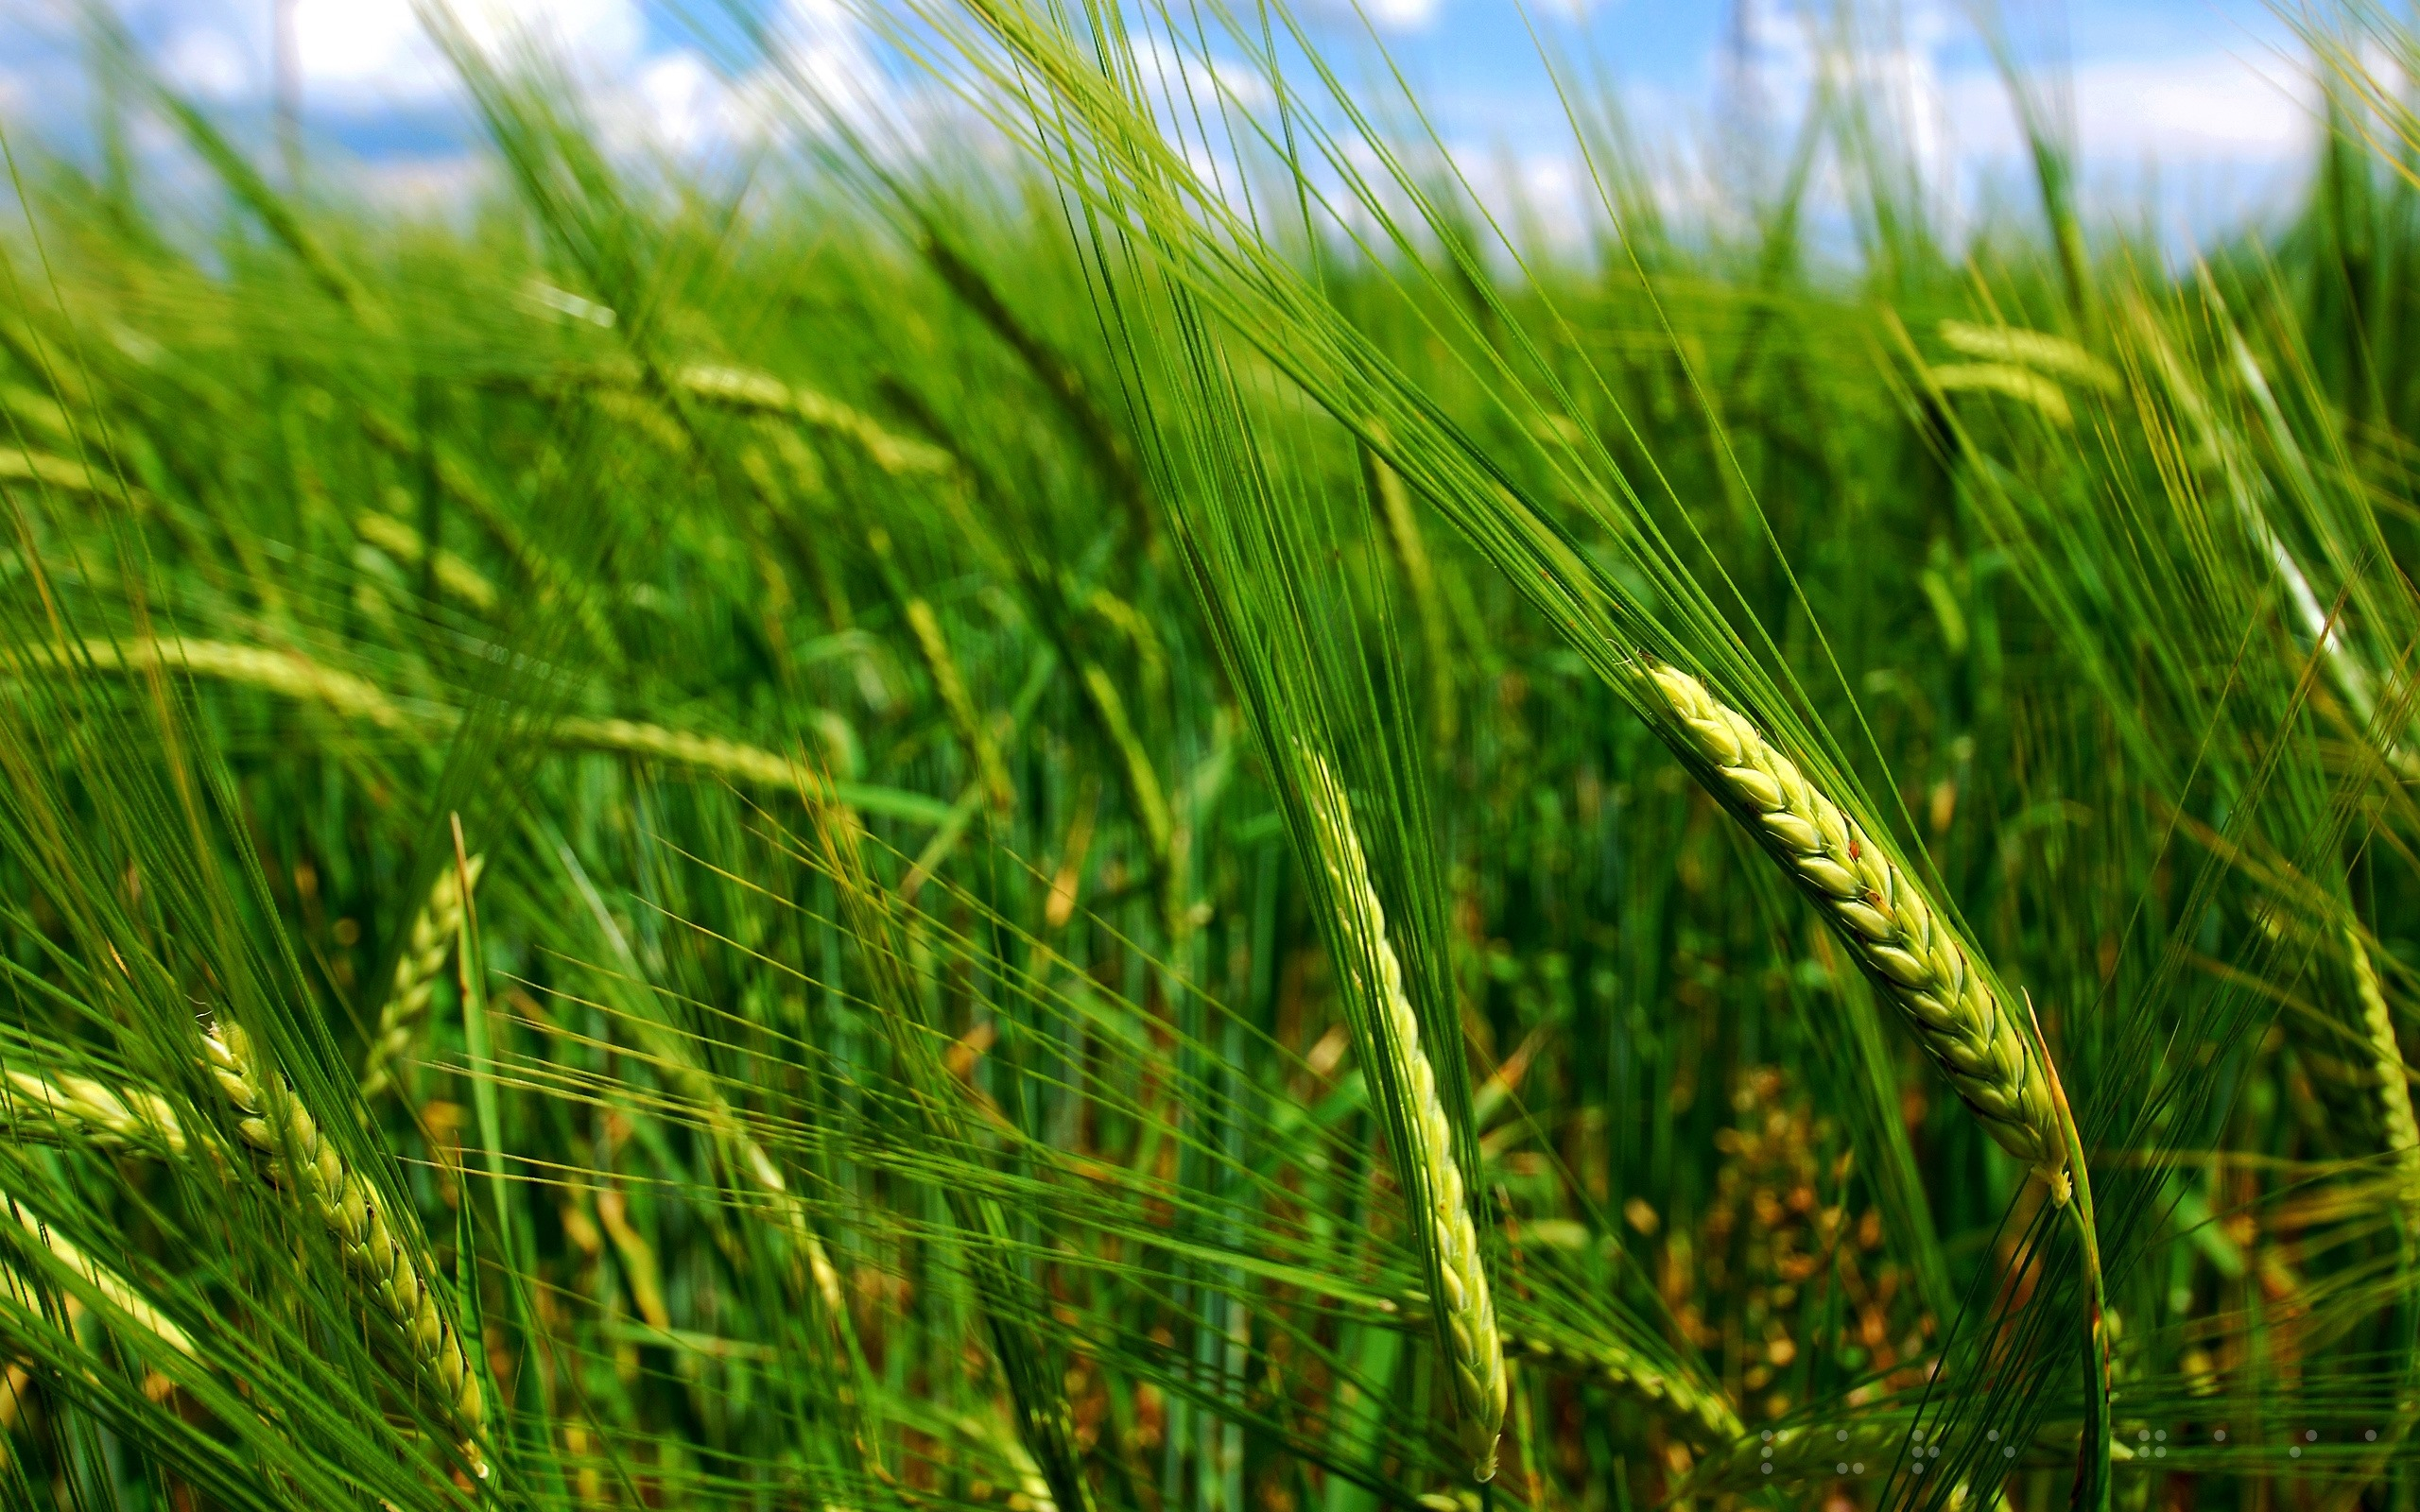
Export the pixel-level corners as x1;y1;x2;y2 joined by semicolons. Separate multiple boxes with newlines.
1;1;2313;242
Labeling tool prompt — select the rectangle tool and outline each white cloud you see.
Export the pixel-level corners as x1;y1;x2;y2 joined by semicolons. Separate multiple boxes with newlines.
780;0;895;129
629;50;731;153
2066;50;2314;163
160;26;255;98
1126;33;1275;115
288;0;646;111
1362;0;1442;34
291;0;430;99
596;47;799;158
1291;0;1442;36
0;64;32;127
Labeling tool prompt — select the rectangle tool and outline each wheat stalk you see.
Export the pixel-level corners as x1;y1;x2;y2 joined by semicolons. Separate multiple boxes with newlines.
1297;752;1506;1480
358;856;487;1102
805;780;1097;1512
1637;662;2072;1195
201;1022;492;1482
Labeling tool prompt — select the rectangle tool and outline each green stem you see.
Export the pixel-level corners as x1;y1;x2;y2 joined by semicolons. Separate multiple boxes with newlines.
2066;1161;2111;1512
2031;998;2109;1512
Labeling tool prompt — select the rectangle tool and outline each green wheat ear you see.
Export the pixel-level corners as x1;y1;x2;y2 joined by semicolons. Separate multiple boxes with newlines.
1639;662;2071;1195
1638;660;2109;1505
202;1022;492;1484
1297;751;1506;1481
358;856;486;1103
1;1067;189;1158
1500;1329;1740;1446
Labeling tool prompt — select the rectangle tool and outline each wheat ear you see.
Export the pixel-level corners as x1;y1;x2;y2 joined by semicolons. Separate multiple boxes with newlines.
1937;320;2120;393
1637;662;2071;1195
358;856;486;1102
201;1022;491;1482
24;638;413;732
2343;927;2420;1503
2;1067;189;1158
673;363;957;477
2349;929;2420;1213
1696;1417;1913;1490
35;638;906;809
1502;1331;1738;1446
0;1195;195;1359
1298;753;1506;1480
1;447;117;497
1696;1416;2035;1505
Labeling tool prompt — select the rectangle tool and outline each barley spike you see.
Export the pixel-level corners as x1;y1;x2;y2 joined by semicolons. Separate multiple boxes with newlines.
359;856;486;1102
1298;752;1506;1480
202;1022;491;1482
2;1067;189;1159
1502;1331;1739;1447
2350;928;2420;1212
2346;925;2420;1493
0;1195;196;1360
1637;661;2071;1197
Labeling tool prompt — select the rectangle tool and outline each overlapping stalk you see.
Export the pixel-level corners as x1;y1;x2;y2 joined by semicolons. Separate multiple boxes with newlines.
804;783;1095;1512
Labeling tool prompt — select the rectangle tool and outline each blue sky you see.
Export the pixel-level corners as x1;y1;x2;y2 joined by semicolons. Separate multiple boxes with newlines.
0;0;2324;236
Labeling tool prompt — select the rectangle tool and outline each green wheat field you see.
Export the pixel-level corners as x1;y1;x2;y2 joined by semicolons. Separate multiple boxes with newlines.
3;2;2419;1508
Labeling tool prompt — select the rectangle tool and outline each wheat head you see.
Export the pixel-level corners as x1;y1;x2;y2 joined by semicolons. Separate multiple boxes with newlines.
670;363;955;476
2;1067;188;1158
1697;1417;2032;1507
1503;1331;1739;1446
1298;753;1506;1480
2349;929;2420;1204
202;1022;491;1481
358;856;486;1102
1639;662;2071;1197
30;638;414;733
1937;320;2120;393
0;1195;196;1359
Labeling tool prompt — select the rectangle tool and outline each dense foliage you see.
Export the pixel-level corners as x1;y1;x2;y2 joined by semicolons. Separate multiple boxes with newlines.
5;4;2420;1508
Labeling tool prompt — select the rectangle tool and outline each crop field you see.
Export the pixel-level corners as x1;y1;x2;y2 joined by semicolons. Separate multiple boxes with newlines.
2;2;2419;1508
